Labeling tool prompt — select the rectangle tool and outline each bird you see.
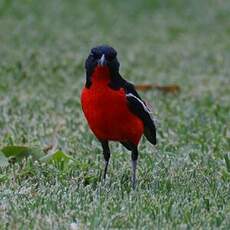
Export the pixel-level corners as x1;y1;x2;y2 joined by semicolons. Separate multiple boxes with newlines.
81;45;157;189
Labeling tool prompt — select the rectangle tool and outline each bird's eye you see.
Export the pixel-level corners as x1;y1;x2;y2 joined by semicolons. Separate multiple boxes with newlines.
89;53;95;59
91;52;101;59
107;53;116;61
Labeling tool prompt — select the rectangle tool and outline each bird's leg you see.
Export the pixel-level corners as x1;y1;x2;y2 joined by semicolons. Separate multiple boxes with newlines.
100;140;110;180
103;159;109;180
131;147;138;189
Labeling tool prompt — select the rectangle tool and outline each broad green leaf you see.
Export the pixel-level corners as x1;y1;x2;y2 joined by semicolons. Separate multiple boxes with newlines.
0;152;9;168
40;150;73;164
1;146;45;161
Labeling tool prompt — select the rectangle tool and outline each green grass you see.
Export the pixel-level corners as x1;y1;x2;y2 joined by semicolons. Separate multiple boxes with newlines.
0;0;230;229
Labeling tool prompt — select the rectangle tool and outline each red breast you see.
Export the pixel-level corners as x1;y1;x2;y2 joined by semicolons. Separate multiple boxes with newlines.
81;66;144;145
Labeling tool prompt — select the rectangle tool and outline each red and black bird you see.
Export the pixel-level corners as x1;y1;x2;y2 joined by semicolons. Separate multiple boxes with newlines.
81;45;156;188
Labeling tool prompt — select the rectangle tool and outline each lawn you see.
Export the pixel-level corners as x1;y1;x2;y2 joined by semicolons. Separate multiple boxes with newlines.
0;0;230;229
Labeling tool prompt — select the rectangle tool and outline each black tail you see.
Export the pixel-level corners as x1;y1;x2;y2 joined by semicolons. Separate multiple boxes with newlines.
144;123;157;145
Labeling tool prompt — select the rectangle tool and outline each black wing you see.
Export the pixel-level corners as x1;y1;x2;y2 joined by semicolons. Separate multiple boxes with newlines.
126;88;157;145
109;74;157;145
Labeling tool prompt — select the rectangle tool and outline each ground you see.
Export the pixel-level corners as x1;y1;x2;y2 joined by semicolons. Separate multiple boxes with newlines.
0;0;230;229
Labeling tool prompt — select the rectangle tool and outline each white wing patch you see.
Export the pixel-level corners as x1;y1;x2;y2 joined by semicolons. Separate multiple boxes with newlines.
126;93;152;114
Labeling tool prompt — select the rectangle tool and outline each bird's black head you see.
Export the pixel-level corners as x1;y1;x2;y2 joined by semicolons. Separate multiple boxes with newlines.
85;45;120;88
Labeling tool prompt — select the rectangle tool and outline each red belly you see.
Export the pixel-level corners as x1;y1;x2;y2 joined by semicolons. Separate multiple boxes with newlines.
81;84;144;145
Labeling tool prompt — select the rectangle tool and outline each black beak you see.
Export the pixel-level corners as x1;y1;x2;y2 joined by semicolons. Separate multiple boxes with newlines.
98;54;107;66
